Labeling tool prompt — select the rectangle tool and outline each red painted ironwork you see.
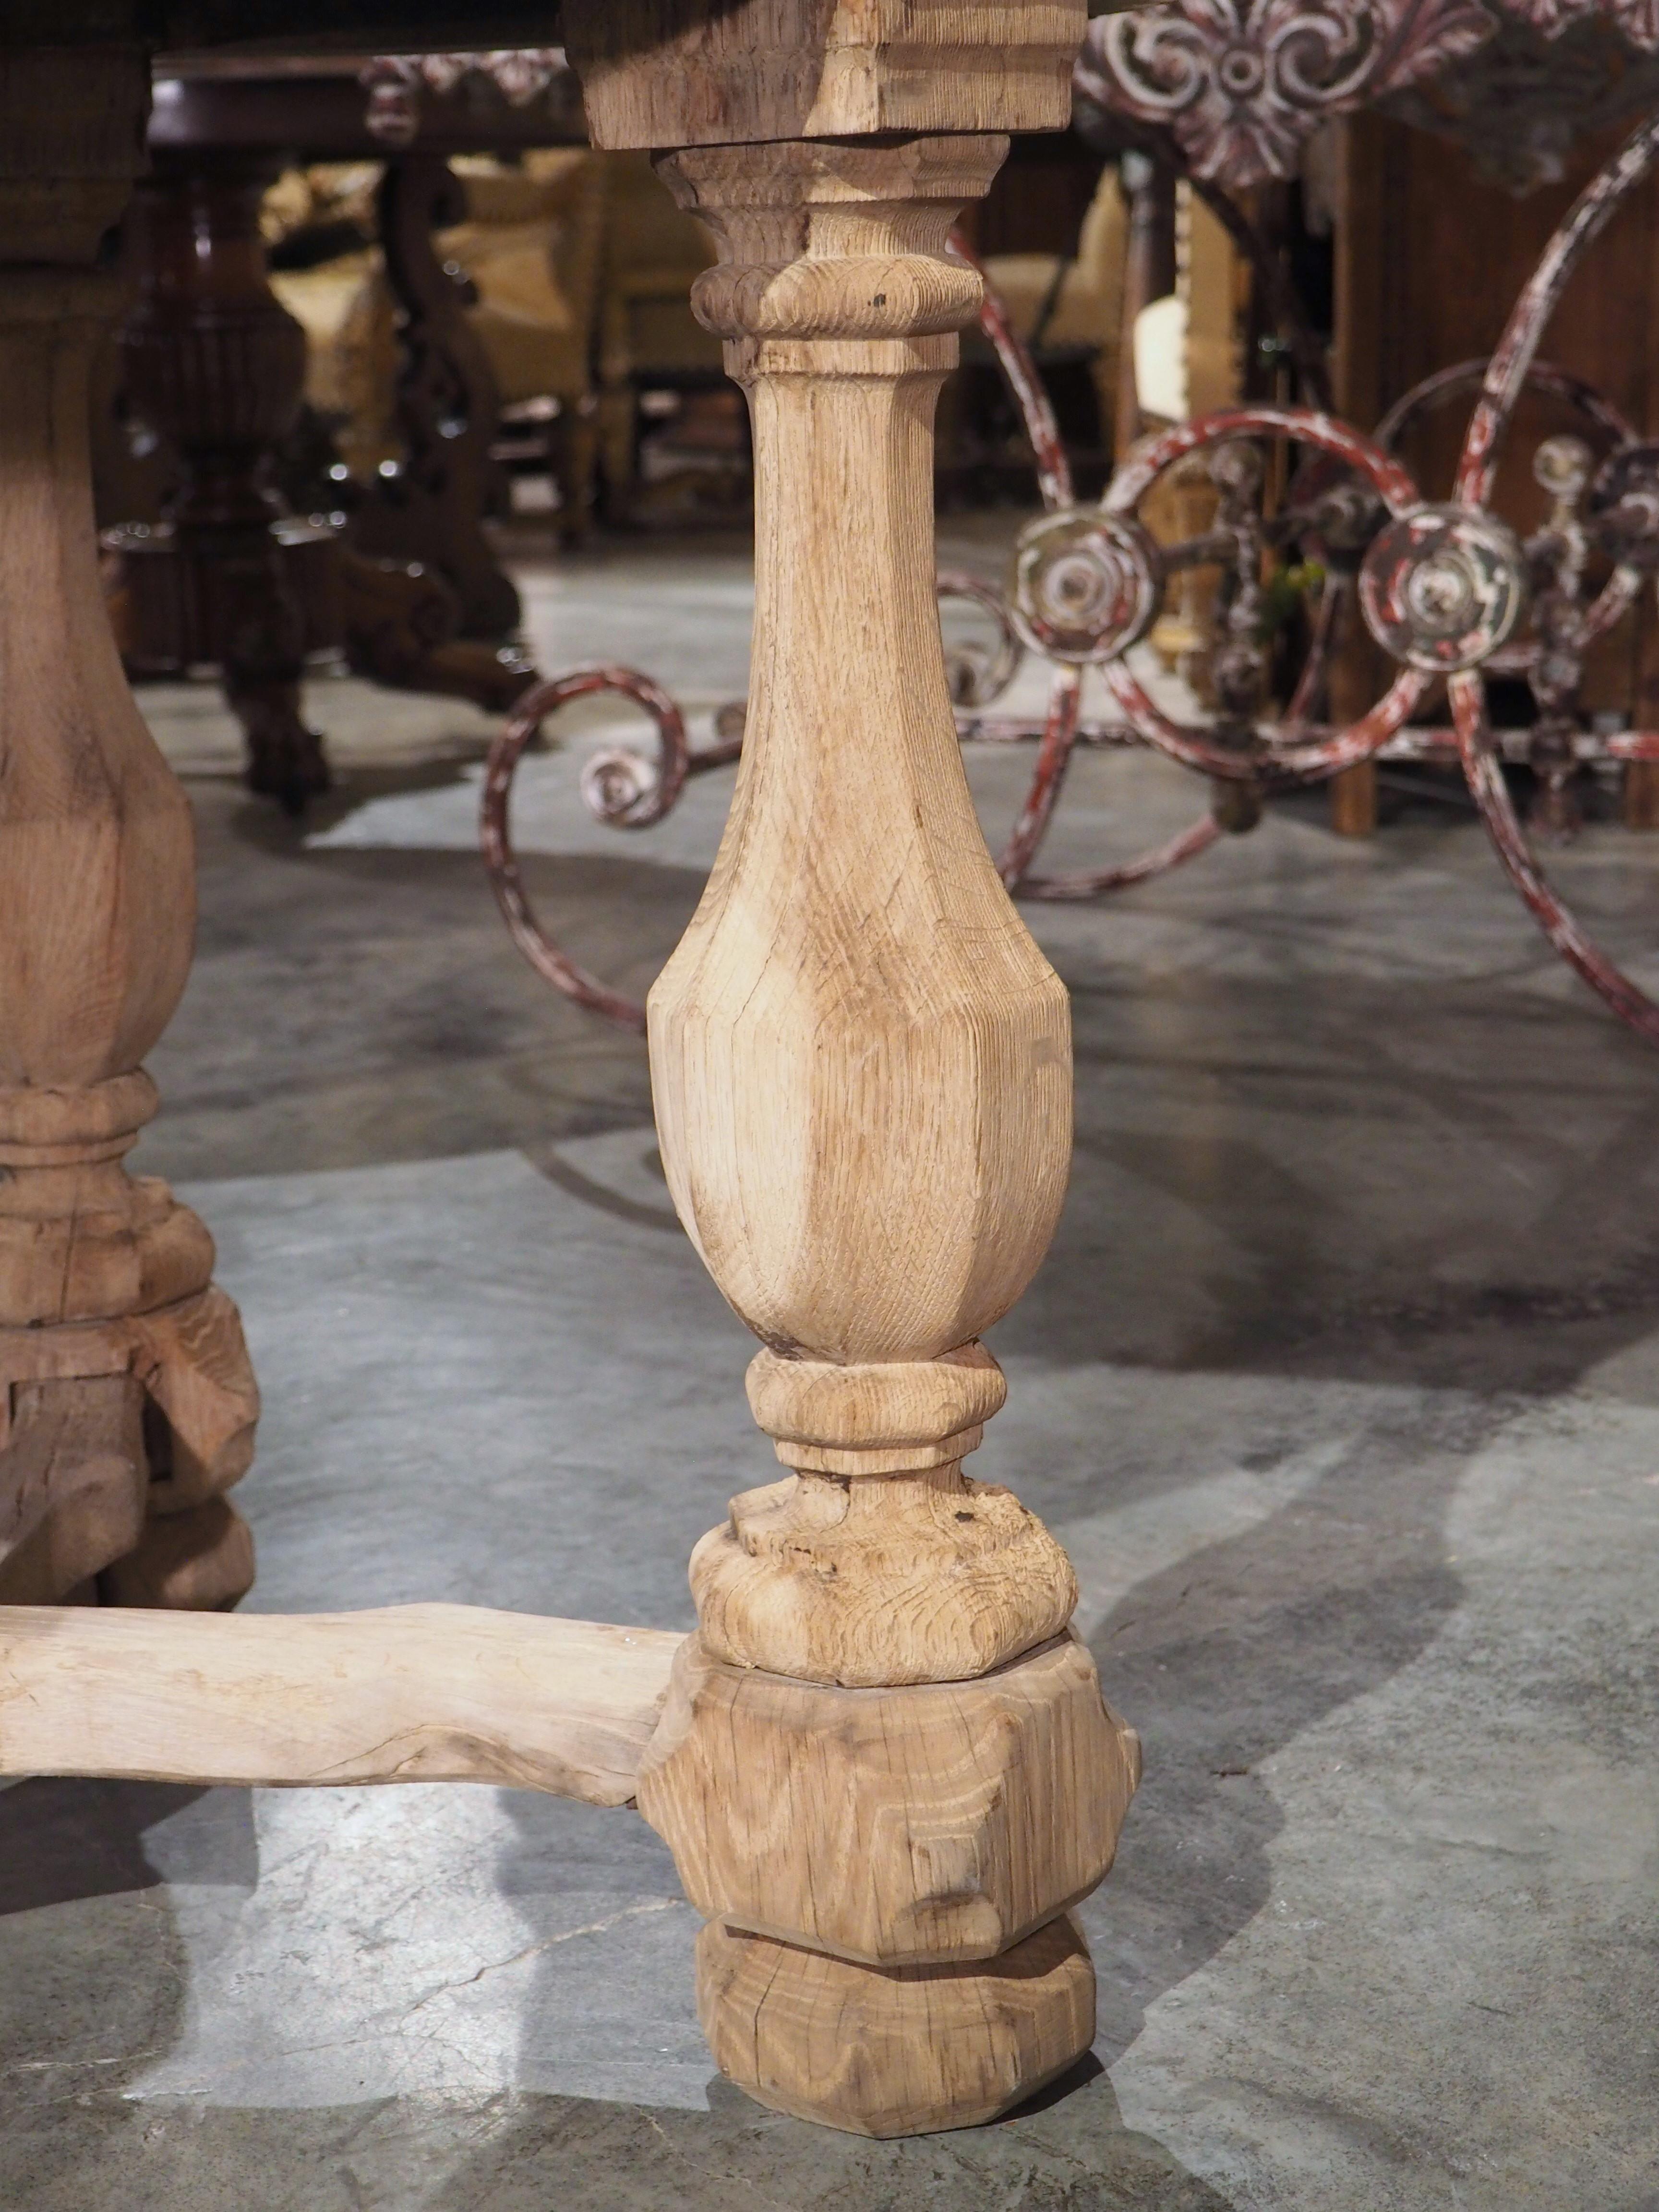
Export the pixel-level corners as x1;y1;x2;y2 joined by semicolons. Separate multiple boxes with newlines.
1442;113;1659;1034
954;234;1220;896
1022;117;1659;1036
361;49;572;147
1501;0;1659;52
1097;404;1431;782
937;571;1026;708
1379;356;1640;670
1020;812;1225;901
943;125;1659;1045
484;104;1659;1046
997;665;1088;891
1377;355;1636;453
1079;0;1495;188
1452;674;1659;1041
481;665;736;1034
957;236;1075;511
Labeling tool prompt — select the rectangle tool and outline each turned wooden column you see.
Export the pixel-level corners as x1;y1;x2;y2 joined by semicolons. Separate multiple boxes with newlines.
565;1;1137;2139
348;152;523;641
0;46;259;1610
119;153;332;809
111;147;537;798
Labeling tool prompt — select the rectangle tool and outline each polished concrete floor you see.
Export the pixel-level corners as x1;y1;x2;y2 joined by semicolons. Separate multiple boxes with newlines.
3;524;1658;2210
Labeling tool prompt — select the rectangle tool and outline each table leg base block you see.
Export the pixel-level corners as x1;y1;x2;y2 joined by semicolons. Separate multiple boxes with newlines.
0;1176;215;1333
690;1467;1079;1688
99;1495;255;1611
697;1912;1096;2138
0;1270;259;1608
639;1630;1139;1966
135;1284;261;1515
0;1374;148;1604
0;1284;260;1512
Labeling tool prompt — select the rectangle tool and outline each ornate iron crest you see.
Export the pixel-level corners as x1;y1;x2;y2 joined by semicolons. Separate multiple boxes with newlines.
1081;0;1494;185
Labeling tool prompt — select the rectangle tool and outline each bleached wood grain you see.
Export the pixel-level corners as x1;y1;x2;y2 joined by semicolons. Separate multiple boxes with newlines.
0;1604;683;1807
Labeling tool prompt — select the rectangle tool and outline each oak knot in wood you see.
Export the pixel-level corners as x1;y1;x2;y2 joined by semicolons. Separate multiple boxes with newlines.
747;1342;1008;1475
637;1631;1140;1966
696;1911;1097;2138
689;1464;1078;1687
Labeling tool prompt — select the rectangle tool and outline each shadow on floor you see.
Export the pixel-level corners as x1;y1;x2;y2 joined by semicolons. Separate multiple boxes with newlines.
0;2071;1233;2212
0;1780;248;1917
1079;1414;1469;2060
421;2066;1238;2212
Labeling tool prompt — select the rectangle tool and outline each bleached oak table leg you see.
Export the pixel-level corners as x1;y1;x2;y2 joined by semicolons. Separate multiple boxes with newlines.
0;47;259;1610
563;4;1141;2138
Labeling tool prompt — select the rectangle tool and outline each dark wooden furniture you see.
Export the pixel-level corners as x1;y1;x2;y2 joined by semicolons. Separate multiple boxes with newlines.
107;53;587;805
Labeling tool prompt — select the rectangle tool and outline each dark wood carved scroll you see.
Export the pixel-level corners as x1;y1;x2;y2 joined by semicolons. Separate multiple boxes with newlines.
348;152;522;639
109;144;538;805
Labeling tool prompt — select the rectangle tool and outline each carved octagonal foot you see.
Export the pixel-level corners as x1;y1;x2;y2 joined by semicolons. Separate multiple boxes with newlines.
638;1631;1140;1966
0;1077;260;1610
697;1912;1097;2137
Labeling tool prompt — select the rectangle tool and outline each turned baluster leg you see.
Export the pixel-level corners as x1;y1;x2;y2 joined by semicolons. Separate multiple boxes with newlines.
118;152;331;811
557;0;1135;2122
627;129;1140;2140
559;5;1133;2133
1115;146;1177;457
0;48;259;1610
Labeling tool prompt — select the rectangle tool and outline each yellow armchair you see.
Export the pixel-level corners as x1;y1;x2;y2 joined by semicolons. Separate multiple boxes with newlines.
982;164;1128;449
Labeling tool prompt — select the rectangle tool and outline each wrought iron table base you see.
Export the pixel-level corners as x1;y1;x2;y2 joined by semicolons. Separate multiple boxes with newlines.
483;113;1659;1051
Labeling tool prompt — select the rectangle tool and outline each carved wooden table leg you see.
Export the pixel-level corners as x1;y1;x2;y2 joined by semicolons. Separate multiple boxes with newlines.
112;149;540;801
0;47;259;1610
560;2;1136;2133
349;153;523;641
630;131;1138;2139
119;153;331;810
